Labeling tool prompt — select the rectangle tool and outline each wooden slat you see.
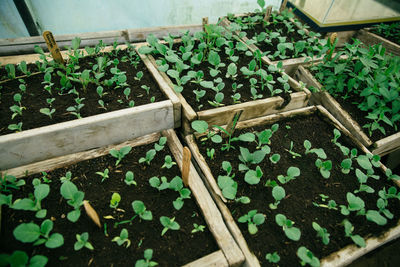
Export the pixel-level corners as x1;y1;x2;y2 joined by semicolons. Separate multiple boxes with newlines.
0;101;174;170
4;132;160;178
197;91;309;127
372;132;400;156
163;129;244;267
356;29;400;56
182;250;228;267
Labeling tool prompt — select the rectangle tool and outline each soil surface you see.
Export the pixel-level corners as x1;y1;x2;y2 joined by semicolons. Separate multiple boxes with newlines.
369;27;400;46
196;113;400;266
0;49;167;136
0;141;218;266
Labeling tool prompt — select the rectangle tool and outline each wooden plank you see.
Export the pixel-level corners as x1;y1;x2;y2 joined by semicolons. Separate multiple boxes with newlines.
163;129;245;267
356;29;400;56
372;132;400;156
182;250;228;267
321;225;400;267
0;100;174;170
263;6;273;22
197;91;309;127
136;47;182;128
4;132;161;178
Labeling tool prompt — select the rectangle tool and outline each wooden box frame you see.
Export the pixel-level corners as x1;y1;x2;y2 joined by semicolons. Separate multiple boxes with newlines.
2;129;244;267
139;41;311;135
0;44;181;170
185;105;400;266
295;65;400;156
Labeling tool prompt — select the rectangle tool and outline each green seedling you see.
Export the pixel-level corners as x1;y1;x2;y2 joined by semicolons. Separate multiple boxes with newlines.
141;85;151;95
42;72;54;95
149;176;170;191
160;216;180;236
343;219;366;247
193;89;206;104
162;155;176;169
60;171;73;183
60;180;85;222
208;50;225;77
315;159;332;178
169;176;191;210
239;147;267;168
74;232;94;251
340;192;365;216
96;86;107;98
312;222;330;245
110;146;132;166
13;219;64;248
244;166;263;185
231;92;241;103
206;148;215;160
0;173;25;193
218;161;238;200
5;64;16;79
269;185;285;209
139;149;157;165
12;179;49;218
275;213;301;241
303;140;327;159
10;104;25;119
115;200;153;227
96;168;109;182
66;97;85;119
269;153;280;164
110;192;121;209
312;194;337;210
265;252;280;264
285;141;302;158
226;62;237;79
277;166;300;184
124;88;131;100
125;171;137;186
366;209;387;226
238;210;265;235
154;137;167;151
354;168;375;194
112;228;131;248
386;169;400;181
8;122;23;132
0;251;47;267
135;71;144;81
297;246;320;267
135;249;158;267
191;223;206;233
208;92;224;107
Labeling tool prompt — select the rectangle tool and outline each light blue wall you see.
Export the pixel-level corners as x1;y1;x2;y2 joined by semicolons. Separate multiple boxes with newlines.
0;0;282;38
0;0;30;38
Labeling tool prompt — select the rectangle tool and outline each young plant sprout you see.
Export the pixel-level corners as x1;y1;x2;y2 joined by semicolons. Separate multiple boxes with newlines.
275;213;301;241
342;219;366;247
0;251;47;267
315;159;332;178
115;200;153;227
277;166;300;184
244;166;263;185
312;222;330;245
191;223;206;233
206;148;215;160
269;185;285;209
124;171;137;186
109;146;132;166
297;246;320;267
110;192;121;209
135;249;158;267
123;88;131;100
238;209;266;235
160;216;180;236
340;192;365;216
8;122;23;132
96;168;110;182
60;180;85;222
141;85;151;95
265;252;280;264
154;137;167;151
285;141;302;158
139;149;157;165
303;140;327;159
161;155;176;169
12;179;49;218
135;71;144;81
74;232;94;251
0;173;25;193
112;228;131;248
13;219;64;249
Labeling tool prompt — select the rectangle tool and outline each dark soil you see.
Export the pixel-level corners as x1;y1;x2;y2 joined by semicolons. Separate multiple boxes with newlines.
0;50;167;136
369;26;400;46
196;113;400;266
0;141;218;266
154;42;292;113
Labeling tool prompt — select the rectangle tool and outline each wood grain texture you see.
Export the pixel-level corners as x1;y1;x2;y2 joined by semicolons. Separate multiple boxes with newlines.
182;147;191;186
182;250;228;267
356;29;400;56
0;101;174;170
372;132;400;156
163;129;244;267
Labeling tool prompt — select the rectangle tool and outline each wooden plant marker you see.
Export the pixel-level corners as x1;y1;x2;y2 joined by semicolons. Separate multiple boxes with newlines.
202;17;209;32
263;6;273;22
83;200;101;228
182;146;191;187
42;30;65;65
279;0;288;13
223;109;243;138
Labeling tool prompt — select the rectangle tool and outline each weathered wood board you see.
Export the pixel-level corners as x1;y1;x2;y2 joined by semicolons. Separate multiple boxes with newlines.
186;105;400;267
2;129;244;267
295;65;400;156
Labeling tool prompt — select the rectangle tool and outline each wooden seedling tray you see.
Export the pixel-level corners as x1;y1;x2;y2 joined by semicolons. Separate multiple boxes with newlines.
295;65;400;156
140;40;311;135
185;105;400;267
0;44;181;170
2;129;244;267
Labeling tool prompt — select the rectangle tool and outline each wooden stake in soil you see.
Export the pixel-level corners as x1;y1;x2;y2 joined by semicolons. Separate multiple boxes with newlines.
202;17;209;32
223;109;243;138
83;200;101;228
42;30;65;65
327;32;338;59
263;6;273;22
279;0;288;13
182;147;191;187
